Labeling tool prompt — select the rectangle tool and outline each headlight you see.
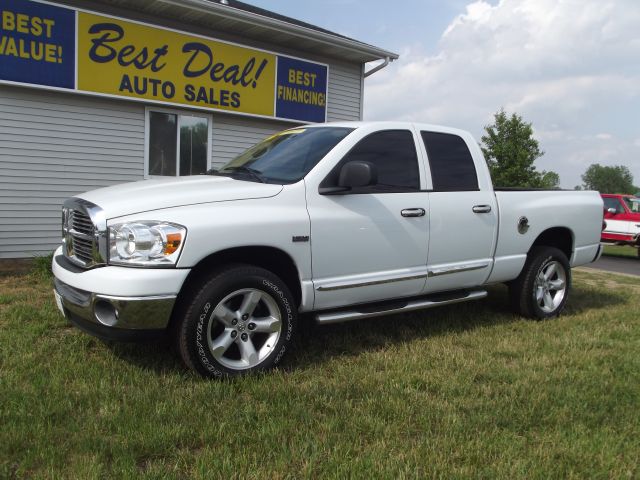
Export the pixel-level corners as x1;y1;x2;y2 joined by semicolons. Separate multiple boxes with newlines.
108;221;186;267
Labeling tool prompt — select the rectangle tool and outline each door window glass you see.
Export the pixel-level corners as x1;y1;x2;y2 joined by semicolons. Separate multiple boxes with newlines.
421;131;478;191
603;197;624;213
323;130;420;192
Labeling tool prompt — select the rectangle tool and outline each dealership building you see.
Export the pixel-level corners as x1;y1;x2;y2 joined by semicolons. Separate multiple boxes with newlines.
0;0;397;259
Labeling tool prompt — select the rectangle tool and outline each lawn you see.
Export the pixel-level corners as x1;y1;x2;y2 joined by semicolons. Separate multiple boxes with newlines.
1;267;639;478
603;244;639;259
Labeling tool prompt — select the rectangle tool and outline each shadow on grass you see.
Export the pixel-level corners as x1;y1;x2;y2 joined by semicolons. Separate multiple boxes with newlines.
603;252;639;261
99;283;626;376
564;283;628;315
102;337;187;376
289;283;627;370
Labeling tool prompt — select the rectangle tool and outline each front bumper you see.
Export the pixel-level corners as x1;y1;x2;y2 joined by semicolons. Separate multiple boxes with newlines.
54;277;175;342
52;247;190;341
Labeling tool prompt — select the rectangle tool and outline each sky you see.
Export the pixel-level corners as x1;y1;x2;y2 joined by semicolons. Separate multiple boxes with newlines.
249;0;640;189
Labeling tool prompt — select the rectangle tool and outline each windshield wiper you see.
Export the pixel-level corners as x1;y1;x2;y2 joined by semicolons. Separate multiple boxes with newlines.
222;166;267;183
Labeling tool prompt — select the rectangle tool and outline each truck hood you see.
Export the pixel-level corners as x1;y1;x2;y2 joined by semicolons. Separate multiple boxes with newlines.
77;176;283;219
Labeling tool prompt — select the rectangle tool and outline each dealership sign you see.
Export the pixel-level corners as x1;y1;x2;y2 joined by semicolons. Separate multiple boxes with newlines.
0;0;328;122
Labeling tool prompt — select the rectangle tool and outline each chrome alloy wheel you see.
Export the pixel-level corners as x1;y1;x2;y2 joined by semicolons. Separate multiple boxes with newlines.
534;260;567;314
206;288;282;370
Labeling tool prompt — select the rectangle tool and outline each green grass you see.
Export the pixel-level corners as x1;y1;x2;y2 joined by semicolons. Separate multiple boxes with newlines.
1;270;639;478
603;244;639;259
29;252;55;280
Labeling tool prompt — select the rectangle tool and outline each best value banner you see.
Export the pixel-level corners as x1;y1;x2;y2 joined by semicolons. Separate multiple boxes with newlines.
0;0;75;88
0;0;329;123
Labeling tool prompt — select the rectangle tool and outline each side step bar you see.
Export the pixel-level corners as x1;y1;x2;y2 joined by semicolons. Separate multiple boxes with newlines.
315;289;487;324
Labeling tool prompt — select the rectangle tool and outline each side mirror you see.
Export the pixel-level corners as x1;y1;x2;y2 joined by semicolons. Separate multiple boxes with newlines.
319;161;378;195
338;161;378;188
606;208;617;214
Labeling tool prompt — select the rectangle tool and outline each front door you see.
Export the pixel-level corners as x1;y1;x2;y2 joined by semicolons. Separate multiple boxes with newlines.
306;129;430;310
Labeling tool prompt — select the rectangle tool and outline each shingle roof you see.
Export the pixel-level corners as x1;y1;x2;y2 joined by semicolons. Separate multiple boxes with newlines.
203;0;390;56
207;1;352;38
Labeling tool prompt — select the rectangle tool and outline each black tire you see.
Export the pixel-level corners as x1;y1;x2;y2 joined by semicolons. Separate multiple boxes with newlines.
509;246;571;319
177;264;296;378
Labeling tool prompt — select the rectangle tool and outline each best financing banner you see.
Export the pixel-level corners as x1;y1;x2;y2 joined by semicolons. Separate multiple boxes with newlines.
0;0;328;123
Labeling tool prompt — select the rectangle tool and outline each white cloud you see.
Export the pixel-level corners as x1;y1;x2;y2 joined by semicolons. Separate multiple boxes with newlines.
364;0;640;187
442;1;495;38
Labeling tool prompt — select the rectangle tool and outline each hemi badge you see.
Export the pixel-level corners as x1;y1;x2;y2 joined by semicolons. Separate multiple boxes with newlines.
292;235;309;243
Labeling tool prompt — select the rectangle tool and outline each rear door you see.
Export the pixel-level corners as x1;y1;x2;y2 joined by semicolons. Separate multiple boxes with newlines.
419;130;498;292
306;128;430;310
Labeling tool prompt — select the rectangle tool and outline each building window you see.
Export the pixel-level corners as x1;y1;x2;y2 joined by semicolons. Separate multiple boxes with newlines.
145;108;211;177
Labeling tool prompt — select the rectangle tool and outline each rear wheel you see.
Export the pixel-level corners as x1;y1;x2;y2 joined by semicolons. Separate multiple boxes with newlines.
177;264;296;378
510;247;571;319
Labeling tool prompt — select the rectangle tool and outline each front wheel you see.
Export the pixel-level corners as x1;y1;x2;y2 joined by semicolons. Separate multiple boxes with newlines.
177;264;296;378
509;246;571;319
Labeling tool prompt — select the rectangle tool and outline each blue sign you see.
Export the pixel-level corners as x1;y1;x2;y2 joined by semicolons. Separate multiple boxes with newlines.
0;0;75;89
275;55;327;123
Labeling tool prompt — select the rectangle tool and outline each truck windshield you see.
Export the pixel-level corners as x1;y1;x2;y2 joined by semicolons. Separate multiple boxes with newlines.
212;127;354;184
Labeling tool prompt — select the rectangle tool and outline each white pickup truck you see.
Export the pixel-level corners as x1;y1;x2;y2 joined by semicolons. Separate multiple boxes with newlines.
52;122;604;378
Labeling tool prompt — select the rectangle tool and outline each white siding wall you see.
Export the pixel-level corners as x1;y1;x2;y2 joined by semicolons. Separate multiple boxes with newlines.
210;114;290;168
327;62;363;121
0;55;362;259
0;86;145;259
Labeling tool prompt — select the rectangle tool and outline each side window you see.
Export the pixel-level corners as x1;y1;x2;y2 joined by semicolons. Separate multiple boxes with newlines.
421;131;478;191
626;198;640;213
603;197;624;213
146;109;211;177
323;130;420;192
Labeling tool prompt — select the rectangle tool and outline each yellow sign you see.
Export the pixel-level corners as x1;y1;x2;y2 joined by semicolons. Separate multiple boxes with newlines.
78;12;276;116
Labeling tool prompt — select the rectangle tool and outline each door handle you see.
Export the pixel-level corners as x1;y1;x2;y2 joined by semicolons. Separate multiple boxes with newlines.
401;208;426;217
472;205;492;213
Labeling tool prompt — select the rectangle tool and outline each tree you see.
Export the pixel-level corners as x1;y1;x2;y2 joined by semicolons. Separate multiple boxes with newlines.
539;171;560;189
481;109;559;188
581;164;636;193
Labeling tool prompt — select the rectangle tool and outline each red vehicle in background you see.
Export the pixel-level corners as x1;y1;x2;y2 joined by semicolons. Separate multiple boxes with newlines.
601;193;640;256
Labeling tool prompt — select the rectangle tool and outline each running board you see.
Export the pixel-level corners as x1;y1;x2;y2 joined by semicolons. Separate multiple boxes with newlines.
315;289;488;324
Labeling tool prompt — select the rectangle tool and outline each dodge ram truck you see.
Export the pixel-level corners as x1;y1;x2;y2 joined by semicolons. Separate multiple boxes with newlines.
52;122;604;378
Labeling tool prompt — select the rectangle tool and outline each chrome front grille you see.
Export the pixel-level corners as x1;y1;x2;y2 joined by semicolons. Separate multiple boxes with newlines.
70;233;94;264
62;198;107;269
70;210;94;236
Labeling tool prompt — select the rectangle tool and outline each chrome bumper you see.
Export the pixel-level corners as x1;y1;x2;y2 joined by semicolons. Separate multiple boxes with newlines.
54;277;176;334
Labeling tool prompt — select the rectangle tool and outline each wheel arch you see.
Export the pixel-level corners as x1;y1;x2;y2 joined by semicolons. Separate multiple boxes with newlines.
183;245;301;304
169;246;303;332
528;227;574;261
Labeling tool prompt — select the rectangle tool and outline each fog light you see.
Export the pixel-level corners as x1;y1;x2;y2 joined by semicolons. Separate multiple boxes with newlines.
94;300;119;327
